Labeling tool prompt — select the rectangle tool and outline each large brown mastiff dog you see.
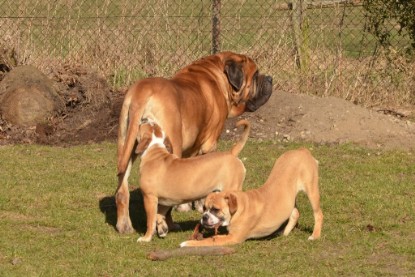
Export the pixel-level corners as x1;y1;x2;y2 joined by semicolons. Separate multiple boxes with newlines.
116;51;273;234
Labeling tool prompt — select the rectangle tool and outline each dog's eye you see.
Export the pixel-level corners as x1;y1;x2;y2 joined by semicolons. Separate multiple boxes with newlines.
210;207;219;213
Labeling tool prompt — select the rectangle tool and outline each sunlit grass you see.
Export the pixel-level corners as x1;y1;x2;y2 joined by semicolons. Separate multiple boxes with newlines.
0;141;414;275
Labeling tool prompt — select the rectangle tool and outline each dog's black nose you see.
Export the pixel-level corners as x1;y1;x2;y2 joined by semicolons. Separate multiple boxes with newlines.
265;75;273;83
202;214;209;222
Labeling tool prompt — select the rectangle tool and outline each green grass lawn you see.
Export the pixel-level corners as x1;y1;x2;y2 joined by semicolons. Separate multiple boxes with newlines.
0;141;414;276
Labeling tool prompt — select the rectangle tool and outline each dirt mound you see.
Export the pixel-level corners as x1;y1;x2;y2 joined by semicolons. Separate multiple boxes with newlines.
0;64;117;145
0;65;414;150
224;91;415;150
0;66;64;126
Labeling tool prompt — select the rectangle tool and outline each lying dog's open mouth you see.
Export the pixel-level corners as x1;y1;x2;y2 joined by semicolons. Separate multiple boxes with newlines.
201;221;223;236
201;213;224;230
202;222;222;229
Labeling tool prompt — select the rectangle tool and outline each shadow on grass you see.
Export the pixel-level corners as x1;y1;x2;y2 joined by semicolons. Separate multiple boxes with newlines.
98;189;202;234
99;192;315;241
178;221;314;241
176;219;201;232
99;188;147;234
259;221;314;241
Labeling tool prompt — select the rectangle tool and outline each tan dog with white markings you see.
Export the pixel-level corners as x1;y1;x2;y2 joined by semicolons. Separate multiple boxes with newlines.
136;119;251;242
180;148;323;247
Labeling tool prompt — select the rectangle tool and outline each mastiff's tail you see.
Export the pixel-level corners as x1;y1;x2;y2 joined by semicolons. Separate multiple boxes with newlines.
117;85;149;176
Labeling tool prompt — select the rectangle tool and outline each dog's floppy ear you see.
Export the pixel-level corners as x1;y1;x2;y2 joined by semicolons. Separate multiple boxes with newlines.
224;60;244;91
135;135;151;155
225;192;238;215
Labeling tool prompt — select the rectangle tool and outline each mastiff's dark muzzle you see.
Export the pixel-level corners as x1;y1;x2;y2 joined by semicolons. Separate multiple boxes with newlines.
246;74;273;112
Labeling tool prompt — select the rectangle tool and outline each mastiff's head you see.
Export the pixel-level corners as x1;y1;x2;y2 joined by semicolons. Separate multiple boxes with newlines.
221;52;273;116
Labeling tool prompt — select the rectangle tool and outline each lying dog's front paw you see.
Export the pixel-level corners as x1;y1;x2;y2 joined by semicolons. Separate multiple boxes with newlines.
180;241;190;247
180;240;198;247
137;236;151;242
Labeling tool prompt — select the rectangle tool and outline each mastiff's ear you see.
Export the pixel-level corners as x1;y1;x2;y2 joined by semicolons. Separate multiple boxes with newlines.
224;60;244;91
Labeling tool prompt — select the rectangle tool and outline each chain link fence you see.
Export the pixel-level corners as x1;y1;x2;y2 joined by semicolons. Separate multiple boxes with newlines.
0;0;414;106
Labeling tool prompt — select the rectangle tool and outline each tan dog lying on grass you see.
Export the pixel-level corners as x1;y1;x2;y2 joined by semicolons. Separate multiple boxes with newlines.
136;119;251;242
180;148;323;247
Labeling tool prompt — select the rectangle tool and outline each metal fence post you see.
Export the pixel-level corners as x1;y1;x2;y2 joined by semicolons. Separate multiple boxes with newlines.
212;0;221;54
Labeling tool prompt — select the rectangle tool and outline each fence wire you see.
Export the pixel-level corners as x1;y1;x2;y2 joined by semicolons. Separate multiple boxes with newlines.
0;0;413;106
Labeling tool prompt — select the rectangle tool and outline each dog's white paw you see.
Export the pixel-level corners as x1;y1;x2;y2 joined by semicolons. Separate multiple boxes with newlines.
116;219;134;234
175;203;192;212
179;241;189;247
156;220;169;238
137;236;151;242
308;235;315;241
193;200;205;213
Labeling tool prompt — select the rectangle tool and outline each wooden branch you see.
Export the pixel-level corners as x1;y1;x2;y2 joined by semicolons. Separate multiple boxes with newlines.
376;108;410;118
147;246;236;261
190;223;204;240
274;0;362;11
190;222;221;240
307;0;362;9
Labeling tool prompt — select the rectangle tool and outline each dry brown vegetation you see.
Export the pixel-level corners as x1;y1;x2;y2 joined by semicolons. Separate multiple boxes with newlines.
0;0;414;108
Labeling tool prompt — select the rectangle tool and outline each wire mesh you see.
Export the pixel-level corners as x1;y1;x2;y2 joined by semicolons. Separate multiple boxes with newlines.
0;0;413;106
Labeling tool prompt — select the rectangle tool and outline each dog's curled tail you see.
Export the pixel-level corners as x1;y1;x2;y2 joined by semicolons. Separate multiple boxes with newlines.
230;119;251;156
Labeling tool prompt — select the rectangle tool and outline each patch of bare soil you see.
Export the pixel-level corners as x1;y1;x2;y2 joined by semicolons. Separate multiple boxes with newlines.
224;91;415;150
0;65;414;150
0;64;120;145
